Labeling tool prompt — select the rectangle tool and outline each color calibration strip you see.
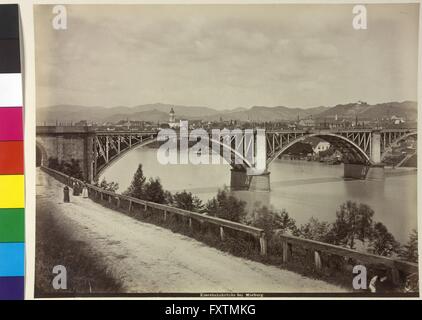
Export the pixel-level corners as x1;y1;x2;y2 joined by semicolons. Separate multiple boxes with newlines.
0;4;25;300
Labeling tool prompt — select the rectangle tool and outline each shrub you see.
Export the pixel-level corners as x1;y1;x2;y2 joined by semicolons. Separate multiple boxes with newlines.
172;190;204;212
399;229;418;263
205;188;247;222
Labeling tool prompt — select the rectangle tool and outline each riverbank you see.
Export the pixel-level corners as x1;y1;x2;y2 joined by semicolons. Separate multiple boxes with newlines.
99;149;417;243
385;167;417;177
36;168;346;294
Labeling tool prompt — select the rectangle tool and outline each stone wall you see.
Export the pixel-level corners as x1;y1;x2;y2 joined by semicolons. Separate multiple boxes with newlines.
36;133;94;181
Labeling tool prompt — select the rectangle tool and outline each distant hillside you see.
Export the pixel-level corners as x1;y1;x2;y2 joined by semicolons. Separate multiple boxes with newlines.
315;101;417;121
129;103;218;118
201;106;328;122
102;109;170;123
36;101;417;124
37;103;218;124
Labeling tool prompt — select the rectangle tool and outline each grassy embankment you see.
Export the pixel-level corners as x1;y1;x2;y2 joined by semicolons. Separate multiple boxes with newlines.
95;196;354;290
35;209;122;297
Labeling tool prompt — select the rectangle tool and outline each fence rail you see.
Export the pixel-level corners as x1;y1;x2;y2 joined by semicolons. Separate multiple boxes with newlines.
40;165;418;286
278;234;418;277
40;166;267;253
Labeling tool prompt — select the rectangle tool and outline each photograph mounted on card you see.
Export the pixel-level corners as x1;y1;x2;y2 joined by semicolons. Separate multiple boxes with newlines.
33;3;419;298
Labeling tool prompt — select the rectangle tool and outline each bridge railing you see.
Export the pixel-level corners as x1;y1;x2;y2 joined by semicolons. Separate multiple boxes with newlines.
40;165;418;287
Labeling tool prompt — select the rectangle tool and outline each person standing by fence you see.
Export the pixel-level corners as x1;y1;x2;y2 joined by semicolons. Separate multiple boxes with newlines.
82;184;88;198
73;181;81;196
63;186;70;203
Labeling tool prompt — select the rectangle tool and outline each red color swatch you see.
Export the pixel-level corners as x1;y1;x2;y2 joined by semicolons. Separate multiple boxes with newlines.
0;141;23;174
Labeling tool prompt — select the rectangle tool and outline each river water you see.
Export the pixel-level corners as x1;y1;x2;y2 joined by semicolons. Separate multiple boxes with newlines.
99;147;417;243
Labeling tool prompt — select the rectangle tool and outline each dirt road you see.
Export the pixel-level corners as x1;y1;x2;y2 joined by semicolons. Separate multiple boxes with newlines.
36;169;347;293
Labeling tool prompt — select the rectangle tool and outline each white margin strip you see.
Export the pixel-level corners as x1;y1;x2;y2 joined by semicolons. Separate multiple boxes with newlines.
0;73;23;107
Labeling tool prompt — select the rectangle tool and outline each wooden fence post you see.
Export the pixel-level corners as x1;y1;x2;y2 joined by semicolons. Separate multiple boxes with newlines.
163;210;167;221
220;227;225;241
259;234;267;256
282;241;289;263
314;250;322;271
391;268;400;286
116;197;120;208
128;200;132;212
189;218;193;229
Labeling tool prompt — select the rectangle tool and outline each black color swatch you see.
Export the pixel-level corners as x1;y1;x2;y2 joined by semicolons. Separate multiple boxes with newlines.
0;5;19;39
0;39;21;73
0;5;20;73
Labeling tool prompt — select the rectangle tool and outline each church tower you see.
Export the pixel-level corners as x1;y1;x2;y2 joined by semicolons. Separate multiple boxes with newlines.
169;107;176;128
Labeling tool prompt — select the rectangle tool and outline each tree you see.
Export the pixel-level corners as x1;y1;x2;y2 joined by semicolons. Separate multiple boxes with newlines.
329;201;374;249
48;157;83;180
285;142;313;156
97;178;119;193
48;157;62;171
124;164;171;204
124;164;146;198
164;190;173;205
299;217;331;242
368;222;399;257
206;188;247;222
318;147;335;159
142;177;167;204
276;209;298;235
63;158;83;180
173;190;204;212
399;229;418;263
252;206;297;235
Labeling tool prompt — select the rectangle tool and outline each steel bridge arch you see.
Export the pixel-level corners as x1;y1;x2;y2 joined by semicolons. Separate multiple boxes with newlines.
380;131;417;162
94;133;254;181
95;136;156;180
266;132;372;166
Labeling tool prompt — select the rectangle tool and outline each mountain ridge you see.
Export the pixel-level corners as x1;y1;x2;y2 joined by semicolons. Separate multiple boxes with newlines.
36;101;417;124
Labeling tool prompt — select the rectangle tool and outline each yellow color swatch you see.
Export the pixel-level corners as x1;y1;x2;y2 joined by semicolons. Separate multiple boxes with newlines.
0;175;24;208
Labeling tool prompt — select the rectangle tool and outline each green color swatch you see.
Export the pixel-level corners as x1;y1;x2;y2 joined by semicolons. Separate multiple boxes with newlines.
0;208;24;242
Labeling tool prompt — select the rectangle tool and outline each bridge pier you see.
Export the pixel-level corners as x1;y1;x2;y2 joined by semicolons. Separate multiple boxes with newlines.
36;126;96;183
366;164;385;180
343;163;384;180
230;168;249;191
230;168;271;192
248;171;271;192
371;130;382;163
343;131;386;180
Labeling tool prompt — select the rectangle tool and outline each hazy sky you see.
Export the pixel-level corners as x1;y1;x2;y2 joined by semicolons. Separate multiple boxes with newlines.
35;4;419;110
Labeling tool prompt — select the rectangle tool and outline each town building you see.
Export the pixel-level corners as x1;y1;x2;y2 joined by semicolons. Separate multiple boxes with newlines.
168;107;178;128
391;115;405;125
313;141;330;154
305;137;331;154
298;118;316;128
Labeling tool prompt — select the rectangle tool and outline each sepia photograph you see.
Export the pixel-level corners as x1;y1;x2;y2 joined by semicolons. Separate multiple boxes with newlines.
33;3;419;297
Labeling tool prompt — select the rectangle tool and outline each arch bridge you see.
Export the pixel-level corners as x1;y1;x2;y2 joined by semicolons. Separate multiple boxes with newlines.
36;126;416;191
